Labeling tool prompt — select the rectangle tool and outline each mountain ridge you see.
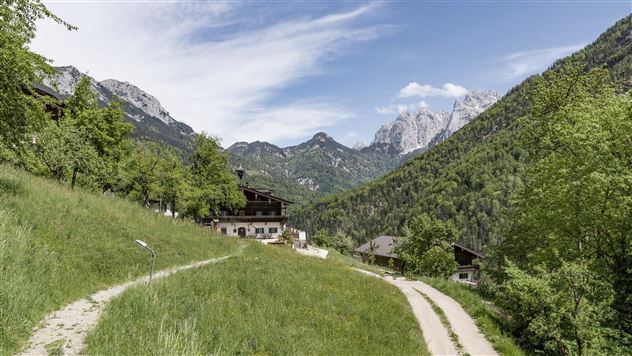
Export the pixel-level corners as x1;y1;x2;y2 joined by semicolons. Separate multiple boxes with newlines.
42;66;195;152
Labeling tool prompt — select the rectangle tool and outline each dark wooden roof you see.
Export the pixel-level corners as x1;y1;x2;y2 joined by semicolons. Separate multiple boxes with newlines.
32;83;64;101
452;242;485;258
240;185;293;204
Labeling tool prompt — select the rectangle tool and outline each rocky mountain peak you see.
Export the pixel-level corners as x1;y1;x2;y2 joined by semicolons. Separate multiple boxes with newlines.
371;90;500;155
100;79;176;125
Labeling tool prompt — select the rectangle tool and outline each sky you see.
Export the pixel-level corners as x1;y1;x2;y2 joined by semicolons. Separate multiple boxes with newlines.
33;1;631;148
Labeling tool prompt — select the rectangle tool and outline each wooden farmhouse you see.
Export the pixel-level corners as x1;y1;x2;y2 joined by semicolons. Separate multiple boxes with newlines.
354;236;485;284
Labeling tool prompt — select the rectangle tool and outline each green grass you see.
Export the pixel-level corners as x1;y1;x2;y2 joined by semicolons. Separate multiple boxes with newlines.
86;242;429;355
0;166;241;354
420;277;524;356
325;248;386;275
0;165;429;355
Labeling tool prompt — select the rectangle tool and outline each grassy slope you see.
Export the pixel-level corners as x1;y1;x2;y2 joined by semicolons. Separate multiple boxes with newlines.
0;165;239;354
324;247;386;275
0;166;428;355
420;277;524;356
86;243;428;355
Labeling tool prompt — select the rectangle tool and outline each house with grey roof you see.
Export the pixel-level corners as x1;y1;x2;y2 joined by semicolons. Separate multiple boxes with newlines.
354;235;403;271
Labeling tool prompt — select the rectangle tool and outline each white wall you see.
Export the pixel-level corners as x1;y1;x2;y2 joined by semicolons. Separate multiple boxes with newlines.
217;222;283;238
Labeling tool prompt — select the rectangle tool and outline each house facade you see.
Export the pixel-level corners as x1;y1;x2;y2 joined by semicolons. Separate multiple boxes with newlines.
451;242;484;284
207;185;293;239
355;235;484;284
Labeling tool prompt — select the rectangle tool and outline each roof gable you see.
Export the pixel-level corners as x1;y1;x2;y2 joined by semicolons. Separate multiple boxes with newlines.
240;186;293;204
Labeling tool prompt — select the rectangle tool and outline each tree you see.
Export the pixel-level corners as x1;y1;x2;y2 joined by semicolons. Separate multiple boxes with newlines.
395;214;458;277
184;133;245;221
123;141;162;207
0;0;74;154
330;233;354;255
499;261;616;355
155;148;187;218
367;239;380;265
312;229;329;247
61;77;132;191
495;66;632;343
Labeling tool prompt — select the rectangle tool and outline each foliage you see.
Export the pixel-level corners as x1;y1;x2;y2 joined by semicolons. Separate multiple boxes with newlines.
312;229;330;247
491;66;632;352
329;232;354;255
367;239;379;265
499;261;616;355
280;229;294;243
182;133;245;221
0;0;74;154
395;214;458;278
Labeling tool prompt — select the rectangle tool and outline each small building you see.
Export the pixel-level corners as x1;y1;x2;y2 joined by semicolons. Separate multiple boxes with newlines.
355;235;485;283
354;235;404;271
451;242;484;284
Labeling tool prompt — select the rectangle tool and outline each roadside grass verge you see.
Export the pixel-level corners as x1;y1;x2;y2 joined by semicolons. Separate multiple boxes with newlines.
420;277;524;356
0;166;240;355
325;247;386;275
85;242;429;355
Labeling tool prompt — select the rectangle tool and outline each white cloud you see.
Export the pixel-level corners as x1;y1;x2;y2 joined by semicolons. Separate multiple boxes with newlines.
31;2;383;145
398;82;467;98
375;100;430;115
500;44;584;80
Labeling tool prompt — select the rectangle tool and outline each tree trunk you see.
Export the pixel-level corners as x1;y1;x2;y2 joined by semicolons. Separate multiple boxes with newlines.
71;167;78;189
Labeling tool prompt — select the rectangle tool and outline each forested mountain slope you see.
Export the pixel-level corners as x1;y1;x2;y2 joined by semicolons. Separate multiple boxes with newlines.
291;14;632;249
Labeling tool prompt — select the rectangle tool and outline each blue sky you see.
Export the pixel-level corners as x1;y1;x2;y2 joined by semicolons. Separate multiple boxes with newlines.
34;1;630;148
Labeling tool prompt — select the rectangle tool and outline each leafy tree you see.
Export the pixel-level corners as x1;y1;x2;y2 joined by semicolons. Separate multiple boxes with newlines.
330;232;354;255
280;229;294;244
183;133;245;221
312;229;329;247
155;148;187;218
0;0;74;155
494;66;632;345
395;214;457;277
499;261;617;356
61;77;132;191
123;141;162;207
367;239;380;265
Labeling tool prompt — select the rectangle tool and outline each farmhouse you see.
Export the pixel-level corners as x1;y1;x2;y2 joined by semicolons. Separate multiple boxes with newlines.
354;235;404;271
354;235;484;283
205;165;293;239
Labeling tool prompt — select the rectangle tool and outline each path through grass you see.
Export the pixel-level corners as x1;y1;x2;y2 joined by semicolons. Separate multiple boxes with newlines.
85;242;429;355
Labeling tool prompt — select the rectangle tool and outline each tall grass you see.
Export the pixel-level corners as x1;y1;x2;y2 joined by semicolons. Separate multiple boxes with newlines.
85;242;429;355
0;166;240;354
325;247;385;275
420;277;524;356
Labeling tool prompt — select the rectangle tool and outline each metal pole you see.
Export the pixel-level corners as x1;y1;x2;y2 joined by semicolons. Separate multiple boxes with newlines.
147;246;156;283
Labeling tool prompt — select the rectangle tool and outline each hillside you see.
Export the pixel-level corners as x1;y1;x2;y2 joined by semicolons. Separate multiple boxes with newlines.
42;66;195;152
228;92;498;204
0;166;426;355
228;132;400;203
291;14;632;248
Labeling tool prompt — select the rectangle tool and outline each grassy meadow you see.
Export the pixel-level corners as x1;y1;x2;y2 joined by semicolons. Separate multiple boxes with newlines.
420;277;524;356
0;166;428;355
85;242;428;355
0;165;241;354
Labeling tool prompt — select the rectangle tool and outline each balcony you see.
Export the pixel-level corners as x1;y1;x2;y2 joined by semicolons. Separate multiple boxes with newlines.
215;215;288;223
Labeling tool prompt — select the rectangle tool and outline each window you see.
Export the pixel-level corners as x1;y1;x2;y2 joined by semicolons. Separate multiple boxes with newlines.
220;211;228;217
269;227;278;234
255;227;265;234
459;273;469;280
221;228;227;235
269;211;276;216
256;211;263;216
233;229;237;233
